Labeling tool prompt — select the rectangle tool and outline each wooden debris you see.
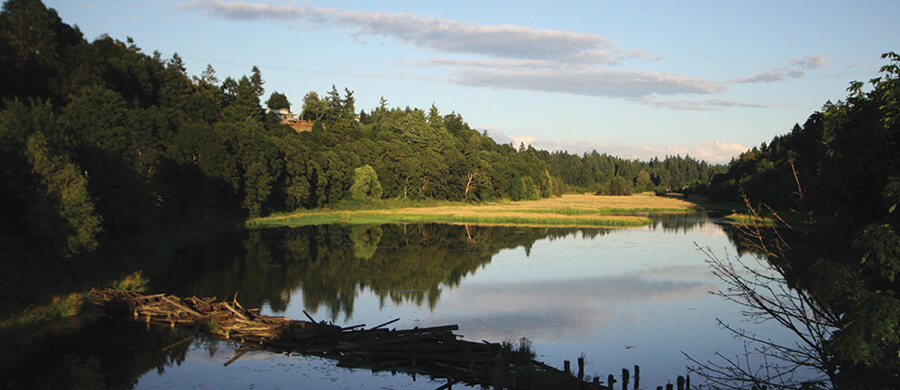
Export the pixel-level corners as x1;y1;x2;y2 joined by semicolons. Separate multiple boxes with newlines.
92;289;605;390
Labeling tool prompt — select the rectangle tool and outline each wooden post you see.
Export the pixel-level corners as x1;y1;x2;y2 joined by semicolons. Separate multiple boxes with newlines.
634;365;640;390
622;368;630;390
577;357;584;380
686;374;690;390
608;374;616;389
666;384;673;390
677;375;684;390
564;360;571;375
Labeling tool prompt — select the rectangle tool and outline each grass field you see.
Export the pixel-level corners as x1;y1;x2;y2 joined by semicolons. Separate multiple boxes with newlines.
249;193;706;229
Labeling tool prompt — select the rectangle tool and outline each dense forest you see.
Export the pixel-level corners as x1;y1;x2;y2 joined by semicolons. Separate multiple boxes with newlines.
0;0;723;264
708;53;900;388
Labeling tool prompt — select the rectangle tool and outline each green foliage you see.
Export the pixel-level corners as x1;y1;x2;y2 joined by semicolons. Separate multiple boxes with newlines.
653;185;668;196
300;91;326;121
265;91;290;111
24;130;103;257
349;164;383;202
707;53;900;387
606;176;634;196
635;169;652;192
509;173;525;201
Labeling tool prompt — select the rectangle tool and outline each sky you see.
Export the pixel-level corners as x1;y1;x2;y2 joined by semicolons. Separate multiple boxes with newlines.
40;0;899;163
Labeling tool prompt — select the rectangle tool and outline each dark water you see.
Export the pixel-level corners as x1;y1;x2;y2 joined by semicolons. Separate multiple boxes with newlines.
4;215;812;389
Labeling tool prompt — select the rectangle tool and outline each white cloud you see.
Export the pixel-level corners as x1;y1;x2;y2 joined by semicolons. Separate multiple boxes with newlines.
845;60;869;70
180;1;733;105
625;48;665;61
732;55;827;84
693;140;749;162
452;68;726;99
483;135;746;164
180;0;624;66
479;126;513;144
639;97;791;111
509;136;535;148
178;0;323;20
484;126;747;163
790;55;826;69
401;57;554;70
654;141;748;163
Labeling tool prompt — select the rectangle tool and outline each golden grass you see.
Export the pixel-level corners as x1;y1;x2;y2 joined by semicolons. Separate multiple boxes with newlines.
250;193;704;229
724;213;777;226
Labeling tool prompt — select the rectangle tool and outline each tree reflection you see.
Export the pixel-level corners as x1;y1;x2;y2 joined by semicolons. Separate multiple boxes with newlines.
647;212;711;233
1;315;192;390
349;225;383;260
149;217;718;323
152;224;616;323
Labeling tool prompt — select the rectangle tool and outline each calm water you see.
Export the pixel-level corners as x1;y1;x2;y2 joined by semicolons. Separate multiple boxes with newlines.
7;214;809;389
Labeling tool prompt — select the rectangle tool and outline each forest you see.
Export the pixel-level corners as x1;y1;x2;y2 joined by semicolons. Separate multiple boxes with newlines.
0;0;723;264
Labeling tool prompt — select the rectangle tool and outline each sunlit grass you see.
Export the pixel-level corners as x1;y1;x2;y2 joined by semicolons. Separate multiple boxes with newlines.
724;213;777;226
0;292;97;356
250;193;702;228
109;271;149;292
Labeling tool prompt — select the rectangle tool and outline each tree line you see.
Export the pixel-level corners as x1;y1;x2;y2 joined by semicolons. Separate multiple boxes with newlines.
0;0;722;263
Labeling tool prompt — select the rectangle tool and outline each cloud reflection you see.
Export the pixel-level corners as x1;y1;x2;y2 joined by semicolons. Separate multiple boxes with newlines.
429;268;716;342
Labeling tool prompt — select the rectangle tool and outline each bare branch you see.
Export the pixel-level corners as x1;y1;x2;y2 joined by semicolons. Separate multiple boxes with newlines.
688;195;837;388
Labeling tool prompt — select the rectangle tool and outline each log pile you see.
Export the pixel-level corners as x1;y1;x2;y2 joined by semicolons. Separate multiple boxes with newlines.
92;289;605;389
91;289;342;344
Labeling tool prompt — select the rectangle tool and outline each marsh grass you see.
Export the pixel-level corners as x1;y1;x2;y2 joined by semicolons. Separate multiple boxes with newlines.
725;213;777;226
250;193;701;228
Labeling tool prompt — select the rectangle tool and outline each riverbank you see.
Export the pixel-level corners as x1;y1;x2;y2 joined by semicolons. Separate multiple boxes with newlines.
249;193;707;229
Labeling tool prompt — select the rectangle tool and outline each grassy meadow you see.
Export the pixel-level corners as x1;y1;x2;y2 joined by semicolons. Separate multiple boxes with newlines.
249;193;705;229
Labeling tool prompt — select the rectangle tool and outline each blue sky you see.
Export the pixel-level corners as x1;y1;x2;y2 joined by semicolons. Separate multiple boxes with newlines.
41;0;899;163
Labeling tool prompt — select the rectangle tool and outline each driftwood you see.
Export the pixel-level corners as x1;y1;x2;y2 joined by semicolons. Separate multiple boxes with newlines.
92;289;606;389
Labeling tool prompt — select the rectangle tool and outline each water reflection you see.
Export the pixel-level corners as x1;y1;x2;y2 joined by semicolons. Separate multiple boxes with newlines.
647;212;716;233
1;316;193;389
422;270;715;343
149;216;732;324
119;213;765;388
154;224;614;322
